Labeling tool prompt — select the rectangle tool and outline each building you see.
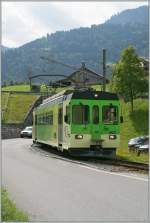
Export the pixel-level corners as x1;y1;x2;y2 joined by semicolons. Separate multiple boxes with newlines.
57;62;109;87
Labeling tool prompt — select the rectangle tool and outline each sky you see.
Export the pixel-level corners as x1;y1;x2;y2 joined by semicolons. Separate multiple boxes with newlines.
2;1;148;48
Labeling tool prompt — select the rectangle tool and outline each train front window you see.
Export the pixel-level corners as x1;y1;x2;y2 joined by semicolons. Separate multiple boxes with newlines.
102;106;118;124
72;105;89;124
92;106;99;124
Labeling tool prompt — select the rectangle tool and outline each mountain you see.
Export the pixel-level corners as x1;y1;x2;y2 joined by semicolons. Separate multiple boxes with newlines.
2;6;148;84
106;6;148;25
1;45;11;52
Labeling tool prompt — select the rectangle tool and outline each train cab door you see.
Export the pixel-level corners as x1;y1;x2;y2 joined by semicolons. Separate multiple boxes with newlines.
58;104;63;146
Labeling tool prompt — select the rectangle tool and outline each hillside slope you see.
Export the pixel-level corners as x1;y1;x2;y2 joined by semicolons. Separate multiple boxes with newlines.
117;99;148;163
106;5;148;25
2;6;148;83
2;93;38;123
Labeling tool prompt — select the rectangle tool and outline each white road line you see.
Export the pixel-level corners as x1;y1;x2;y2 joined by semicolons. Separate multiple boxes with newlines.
78;164;148;182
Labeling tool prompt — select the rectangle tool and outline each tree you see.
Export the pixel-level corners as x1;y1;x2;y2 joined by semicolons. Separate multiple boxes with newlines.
110;46;148;112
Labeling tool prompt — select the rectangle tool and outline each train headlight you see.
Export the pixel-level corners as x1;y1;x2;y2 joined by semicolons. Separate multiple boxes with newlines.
94;94;98;98
75;135;83;139
109;135;116;140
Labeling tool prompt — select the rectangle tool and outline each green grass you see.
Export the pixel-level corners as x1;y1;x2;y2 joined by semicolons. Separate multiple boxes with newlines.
2;84;107;93
117;99;148;164
92;84;109;91
2;85;30;91
2;94;39;123
1;92;10;109
2;188;29;221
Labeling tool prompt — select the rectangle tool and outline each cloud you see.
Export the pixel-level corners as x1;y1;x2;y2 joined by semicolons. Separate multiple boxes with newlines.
2;1;148;47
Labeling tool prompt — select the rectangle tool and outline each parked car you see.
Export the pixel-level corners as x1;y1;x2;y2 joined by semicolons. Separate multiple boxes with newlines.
20;126;32;138
128;136;148;152
135;142;149;155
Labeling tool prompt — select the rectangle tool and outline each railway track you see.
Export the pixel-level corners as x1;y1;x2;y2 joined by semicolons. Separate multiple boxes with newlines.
87;158;149;171
30;143;149;172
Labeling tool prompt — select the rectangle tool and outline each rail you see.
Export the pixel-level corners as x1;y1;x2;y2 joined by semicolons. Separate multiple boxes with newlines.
99;159;149;171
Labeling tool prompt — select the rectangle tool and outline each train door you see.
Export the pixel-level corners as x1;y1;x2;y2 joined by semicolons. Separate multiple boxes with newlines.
58;104;63;145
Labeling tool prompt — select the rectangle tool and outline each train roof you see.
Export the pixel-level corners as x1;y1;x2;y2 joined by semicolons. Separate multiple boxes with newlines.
68;89;119;100
35;89;119;109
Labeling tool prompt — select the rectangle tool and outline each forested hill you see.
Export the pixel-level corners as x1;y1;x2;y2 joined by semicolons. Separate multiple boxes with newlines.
106;6;148;25
2;5;148;84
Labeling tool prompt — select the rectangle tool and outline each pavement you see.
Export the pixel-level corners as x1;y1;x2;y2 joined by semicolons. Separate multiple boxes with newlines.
2;138;149;222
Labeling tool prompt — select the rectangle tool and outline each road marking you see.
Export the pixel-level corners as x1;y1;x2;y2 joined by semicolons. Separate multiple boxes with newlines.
78;164;148;182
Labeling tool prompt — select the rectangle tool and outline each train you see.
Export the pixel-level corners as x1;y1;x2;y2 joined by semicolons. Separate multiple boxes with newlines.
32;88;123;158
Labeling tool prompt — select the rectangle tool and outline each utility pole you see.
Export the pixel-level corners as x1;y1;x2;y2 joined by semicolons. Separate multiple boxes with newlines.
102;49;106;91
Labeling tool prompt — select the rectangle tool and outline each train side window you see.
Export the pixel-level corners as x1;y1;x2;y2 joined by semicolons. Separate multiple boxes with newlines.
43;115;45;125
45;113;48;124
50;112;53;125
92;106;99;124
47;114;50;124
40;116;42;125
38;115;41;125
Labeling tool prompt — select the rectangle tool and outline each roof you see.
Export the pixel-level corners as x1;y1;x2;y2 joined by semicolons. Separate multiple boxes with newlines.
70;89;118;100
37;88;118;109
57;63;109;86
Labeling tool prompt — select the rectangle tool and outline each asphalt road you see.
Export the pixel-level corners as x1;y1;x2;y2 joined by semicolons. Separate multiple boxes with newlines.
2;138;149;222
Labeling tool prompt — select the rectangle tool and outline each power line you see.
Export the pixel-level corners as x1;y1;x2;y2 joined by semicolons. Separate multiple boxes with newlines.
40;56;78;70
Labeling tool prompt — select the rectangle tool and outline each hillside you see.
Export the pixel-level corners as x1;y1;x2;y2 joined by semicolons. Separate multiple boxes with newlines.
2;93;38;123
2;6;148;84
106;6;148;25
117;99;148;163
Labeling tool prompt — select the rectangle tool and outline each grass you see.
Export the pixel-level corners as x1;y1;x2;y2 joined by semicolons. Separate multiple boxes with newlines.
2;93;38;123
2;84;107;93
2;85;30;91
1;92;10;109
117;99;149;164
1;188;29;221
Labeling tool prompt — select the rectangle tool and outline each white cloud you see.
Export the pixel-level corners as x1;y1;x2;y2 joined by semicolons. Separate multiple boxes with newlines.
2;1;148;47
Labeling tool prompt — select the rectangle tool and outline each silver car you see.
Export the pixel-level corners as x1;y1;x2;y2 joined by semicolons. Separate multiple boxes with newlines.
20;126;32;138
128;136;148;152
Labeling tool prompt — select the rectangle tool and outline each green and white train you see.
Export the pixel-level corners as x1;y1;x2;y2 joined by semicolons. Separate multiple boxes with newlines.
33;88;123;158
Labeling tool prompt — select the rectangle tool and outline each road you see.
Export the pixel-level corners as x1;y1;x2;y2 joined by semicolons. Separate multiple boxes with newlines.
2;138;149;222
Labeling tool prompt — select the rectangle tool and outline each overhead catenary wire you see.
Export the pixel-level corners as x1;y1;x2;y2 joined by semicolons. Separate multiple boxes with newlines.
40;56;78;70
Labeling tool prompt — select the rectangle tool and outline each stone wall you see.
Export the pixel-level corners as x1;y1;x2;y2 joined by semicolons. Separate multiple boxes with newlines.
2;123;25;139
